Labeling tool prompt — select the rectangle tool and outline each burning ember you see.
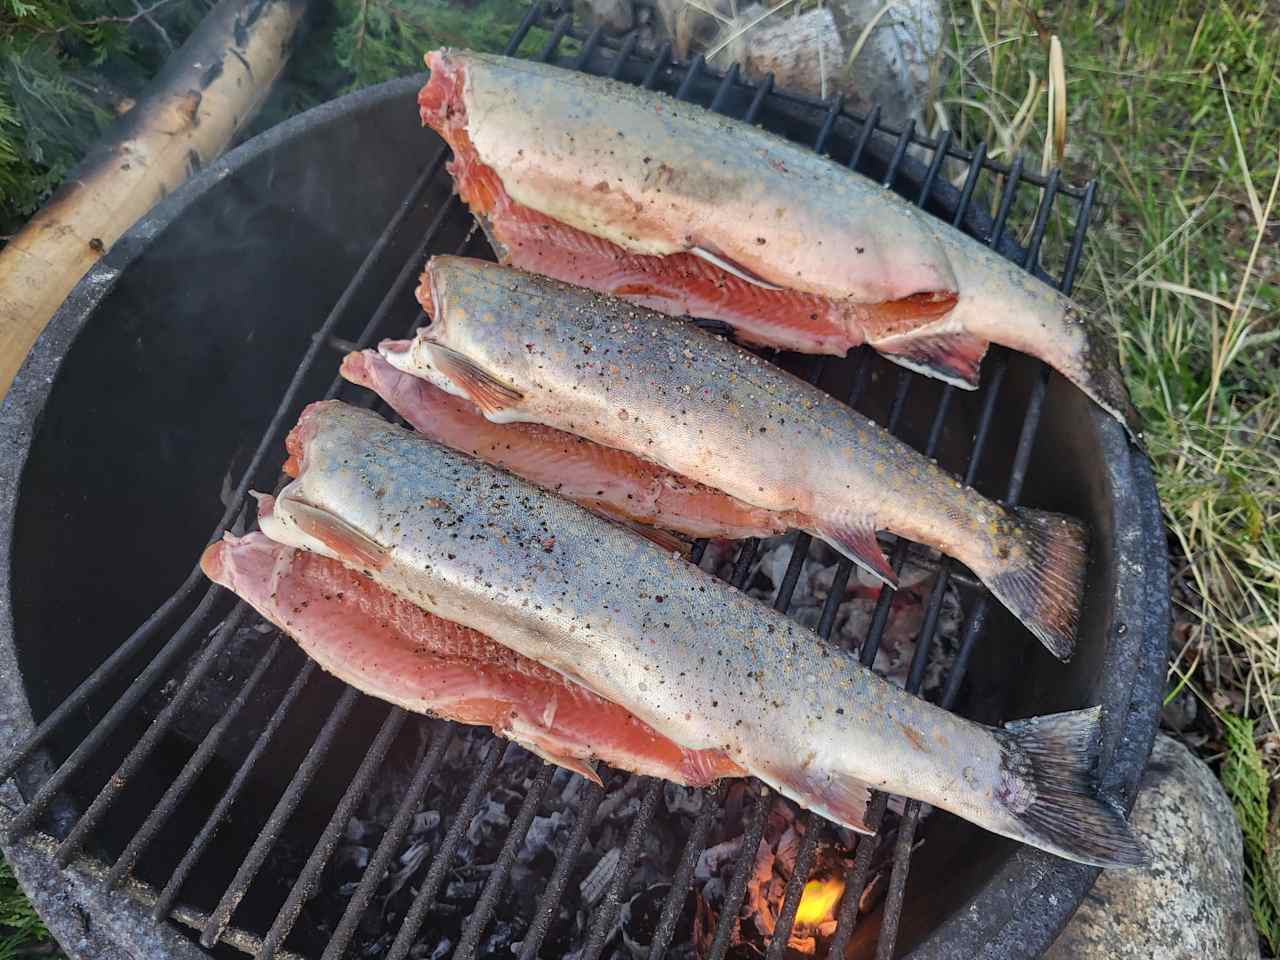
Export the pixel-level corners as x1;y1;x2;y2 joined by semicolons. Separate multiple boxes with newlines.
794;877;845;928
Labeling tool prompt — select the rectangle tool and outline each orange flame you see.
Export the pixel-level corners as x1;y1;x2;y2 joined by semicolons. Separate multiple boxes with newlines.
794;877;846;926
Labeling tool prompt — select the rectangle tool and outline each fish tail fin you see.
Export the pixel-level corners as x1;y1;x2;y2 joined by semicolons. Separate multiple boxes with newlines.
994;707;1147;868
977;506;1087;661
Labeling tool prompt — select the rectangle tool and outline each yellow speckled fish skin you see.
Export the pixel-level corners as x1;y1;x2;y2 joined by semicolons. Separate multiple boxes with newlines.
384;257;1088;661
260;400;1145;868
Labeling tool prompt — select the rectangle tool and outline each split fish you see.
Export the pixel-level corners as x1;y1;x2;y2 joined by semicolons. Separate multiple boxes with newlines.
256;399;1144;868
383;256;1088;660
417;49;1140;440
201;529;744;786
340;348;793;542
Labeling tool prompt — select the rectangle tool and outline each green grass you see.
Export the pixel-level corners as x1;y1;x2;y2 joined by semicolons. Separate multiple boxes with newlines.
942;0;1279;949
0;858;56;960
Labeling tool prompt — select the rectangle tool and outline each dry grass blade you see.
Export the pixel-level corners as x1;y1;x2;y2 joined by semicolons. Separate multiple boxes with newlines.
1218;63;1264;229
1207;142;1280;426
1138;280;1235;310
1041;34;1065;173
705;0;799;60
843;0;898;77
1051;35;1066;165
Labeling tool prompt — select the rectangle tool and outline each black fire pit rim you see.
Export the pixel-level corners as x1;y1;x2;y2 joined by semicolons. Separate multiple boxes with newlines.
0;66;1166;959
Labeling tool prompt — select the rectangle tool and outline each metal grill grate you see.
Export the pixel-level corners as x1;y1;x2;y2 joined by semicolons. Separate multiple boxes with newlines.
0;7;1099;959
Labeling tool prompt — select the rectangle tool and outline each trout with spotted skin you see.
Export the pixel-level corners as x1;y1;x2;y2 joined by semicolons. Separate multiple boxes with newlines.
417;49;1141;441
383;256;1088;660
256;400;1143;868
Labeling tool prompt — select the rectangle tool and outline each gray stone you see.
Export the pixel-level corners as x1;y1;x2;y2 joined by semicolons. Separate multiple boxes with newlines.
1046;734;1259;960
575;0;634;36
825;0;945;127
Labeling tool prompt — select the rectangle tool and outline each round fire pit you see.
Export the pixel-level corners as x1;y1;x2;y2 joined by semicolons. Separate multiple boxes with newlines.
0;20;1167;960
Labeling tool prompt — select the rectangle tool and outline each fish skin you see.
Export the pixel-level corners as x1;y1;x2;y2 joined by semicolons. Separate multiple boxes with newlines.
258;400;1145;867
385;256;1087;661
201;529;744;787
417;49;1140;441
339;347;793;542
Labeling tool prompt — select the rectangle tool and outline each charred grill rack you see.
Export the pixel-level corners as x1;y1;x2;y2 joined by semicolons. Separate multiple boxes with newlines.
0;5;1166;959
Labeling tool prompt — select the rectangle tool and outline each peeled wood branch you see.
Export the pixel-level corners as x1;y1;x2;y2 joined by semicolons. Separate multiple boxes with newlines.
0;0;309;396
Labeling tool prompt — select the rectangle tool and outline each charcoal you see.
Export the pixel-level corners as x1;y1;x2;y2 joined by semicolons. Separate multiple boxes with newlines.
444;878;483;901
412;810;441;834
620;883;693;960
664;783;703;816
520;812;566;864
580;846;621;906
695;838;742;880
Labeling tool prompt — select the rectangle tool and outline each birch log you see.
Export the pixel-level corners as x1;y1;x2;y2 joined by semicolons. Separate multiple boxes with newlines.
0;0;309;397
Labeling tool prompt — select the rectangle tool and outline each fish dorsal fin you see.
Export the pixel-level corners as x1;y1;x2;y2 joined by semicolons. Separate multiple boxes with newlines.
279;497;390;572
427;343;524;417
811;516;897;588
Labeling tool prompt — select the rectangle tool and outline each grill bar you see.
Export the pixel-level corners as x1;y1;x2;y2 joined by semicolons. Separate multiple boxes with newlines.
452;763;555;960
201;686;363;947
645;781;721;960
152;660;318;921
258;707;409;960
5;583;225;839
320;722;452;960
384;740;504;960
55;602;252;865
515;781;606;960
764;810;823;960
582;778;664;960
706;786;770;960
321;152;451;401
106;639;284;890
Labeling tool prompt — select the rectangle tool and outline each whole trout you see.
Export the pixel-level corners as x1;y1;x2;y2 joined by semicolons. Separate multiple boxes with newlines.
259;400;1143;868
417;49;1140;441
384;257;1088;660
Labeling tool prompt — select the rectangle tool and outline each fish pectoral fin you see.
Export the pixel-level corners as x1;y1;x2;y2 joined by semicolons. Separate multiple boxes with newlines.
277;497;390;571
762;762;875;835
869;323;989;390
811;517;897;588
521;742;605;786
426;343;524;417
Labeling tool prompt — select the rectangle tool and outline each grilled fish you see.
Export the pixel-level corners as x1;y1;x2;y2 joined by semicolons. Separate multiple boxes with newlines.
417;49;1139;440
202;529;743;786
257;400;1143;867
340;348;793;542
383;256;1088;660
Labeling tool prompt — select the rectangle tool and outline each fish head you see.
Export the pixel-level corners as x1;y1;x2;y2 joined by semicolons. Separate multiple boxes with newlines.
404;257;547;420
419;49;466;130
